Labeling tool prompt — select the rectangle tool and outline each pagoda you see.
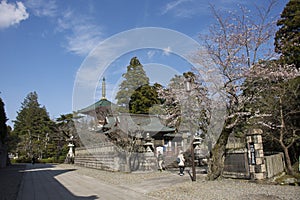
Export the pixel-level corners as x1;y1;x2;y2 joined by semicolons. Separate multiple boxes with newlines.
78;77;114;126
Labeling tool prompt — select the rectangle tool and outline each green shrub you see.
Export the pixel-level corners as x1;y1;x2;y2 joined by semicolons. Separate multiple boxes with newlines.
14;156;31;163
58;155;66;163
39;157;54;163
39;156;66;164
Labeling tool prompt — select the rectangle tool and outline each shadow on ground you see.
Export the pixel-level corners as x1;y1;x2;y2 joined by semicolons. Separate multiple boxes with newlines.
0;163;98;200
0;164;26;200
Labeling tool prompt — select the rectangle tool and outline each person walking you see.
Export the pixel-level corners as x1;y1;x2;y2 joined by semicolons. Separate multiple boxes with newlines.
157;151;164;172
31;155;36;165
177;150;185;176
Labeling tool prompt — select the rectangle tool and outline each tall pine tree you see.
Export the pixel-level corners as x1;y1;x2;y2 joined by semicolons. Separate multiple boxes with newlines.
275;0;300;68
273;0;300;174
115;57;151;113
13;92;55;158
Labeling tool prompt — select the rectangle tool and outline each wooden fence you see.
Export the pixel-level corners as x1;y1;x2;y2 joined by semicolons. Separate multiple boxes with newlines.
265;152;285;178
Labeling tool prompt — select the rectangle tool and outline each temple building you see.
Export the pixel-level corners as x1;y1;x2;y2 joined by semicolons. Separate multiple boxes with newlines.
74;77;210;172
77;78;188;155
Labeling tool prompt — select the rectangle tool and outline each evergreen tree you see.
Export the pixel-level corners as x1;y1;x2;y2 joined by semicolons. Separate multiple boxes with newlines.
0;97;8;145
13;92;55;158
56;113;82;148
0;98;20;158
129;84;161;114
275;0;300;68
0;97;10;166
115;57;150;112
273;0;300;173
6;125;19;154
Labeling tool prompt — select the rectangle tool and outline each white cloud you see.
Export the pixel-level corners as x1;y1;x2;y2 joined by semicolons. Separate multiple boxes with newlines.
161;0;198;18
66;24;103;56
162;0;236;18
161;0;190;15
0;0;29;29
57;10;103;56
25;0;57;17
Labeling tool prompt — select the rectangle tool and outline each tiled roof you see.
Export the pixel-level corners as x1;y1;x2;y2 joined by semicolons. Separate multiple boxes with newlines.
104;114;175;133
78;99;114;114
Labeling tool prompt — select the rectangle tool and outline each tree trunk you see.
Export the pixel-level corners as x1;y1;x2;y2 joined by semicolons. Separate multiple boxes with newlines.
207;127;232;180
124;152;131;173
278;97;295;175
282;145;295;175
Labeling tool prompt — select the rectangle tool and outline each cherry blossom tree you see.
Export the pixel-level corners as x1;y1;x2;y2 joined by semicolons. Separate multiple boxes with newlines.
245;60;300;175
194;1;278;180
157;72;211;136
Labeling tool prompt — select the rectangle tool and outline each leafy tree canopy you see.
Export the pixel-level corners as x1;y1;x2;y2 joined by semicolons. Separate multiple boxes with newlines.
275;0;300;67
129;84;161;114
56;113;82;147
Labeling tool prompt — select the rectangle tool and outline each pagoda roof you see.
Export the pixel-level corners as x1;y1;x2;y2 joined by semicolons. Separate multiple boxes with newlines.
78;98;114;114
104;114;175;133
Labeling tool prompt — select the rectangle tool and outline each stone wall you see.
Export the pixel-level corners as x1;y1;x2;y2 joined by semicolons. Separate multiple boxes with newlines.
74;144;157;172
75;145;120;171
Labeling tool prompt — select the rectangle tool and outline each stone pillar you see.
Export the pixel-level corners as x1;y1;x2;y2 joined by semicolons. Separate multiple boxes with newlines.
246;129;266;180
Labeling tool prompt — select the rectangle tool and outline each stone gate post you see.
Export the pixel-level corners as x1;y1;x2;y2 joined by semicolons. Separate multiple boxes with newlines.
246;129;266;180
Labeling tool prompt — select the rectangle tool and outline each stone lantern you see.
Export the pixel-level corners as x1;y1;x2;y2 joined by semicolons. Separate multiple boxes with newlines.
193;135;203;166
144;133;154;153
141;133;156;171
66;135;75;164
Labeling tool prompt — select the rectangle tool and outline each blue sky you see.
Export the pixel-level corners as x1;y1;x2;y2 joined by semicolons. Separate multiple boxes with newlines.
0;0;288;126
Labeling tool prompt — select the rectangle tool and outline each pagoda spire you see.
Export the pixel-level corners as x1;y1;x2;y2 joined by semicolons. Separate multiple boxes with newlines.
101;77;106;100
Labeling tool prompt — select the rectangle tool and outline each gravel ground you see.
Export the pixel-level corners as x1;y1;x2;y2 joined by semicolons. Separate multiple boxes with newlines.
59;164;300;200
59;164;175;185
148;179;299;200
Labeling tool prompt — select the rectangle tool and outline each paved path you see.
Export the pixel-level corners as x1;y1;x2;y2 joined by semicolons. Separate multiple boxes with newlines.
2;163;299;200
0;164;26;200
16;164;190;200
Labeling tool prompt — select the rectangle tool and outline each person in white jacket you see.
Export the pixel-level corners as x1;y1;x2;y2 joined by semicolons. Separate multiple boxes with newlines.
157;151;164;171
177;150;185;176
